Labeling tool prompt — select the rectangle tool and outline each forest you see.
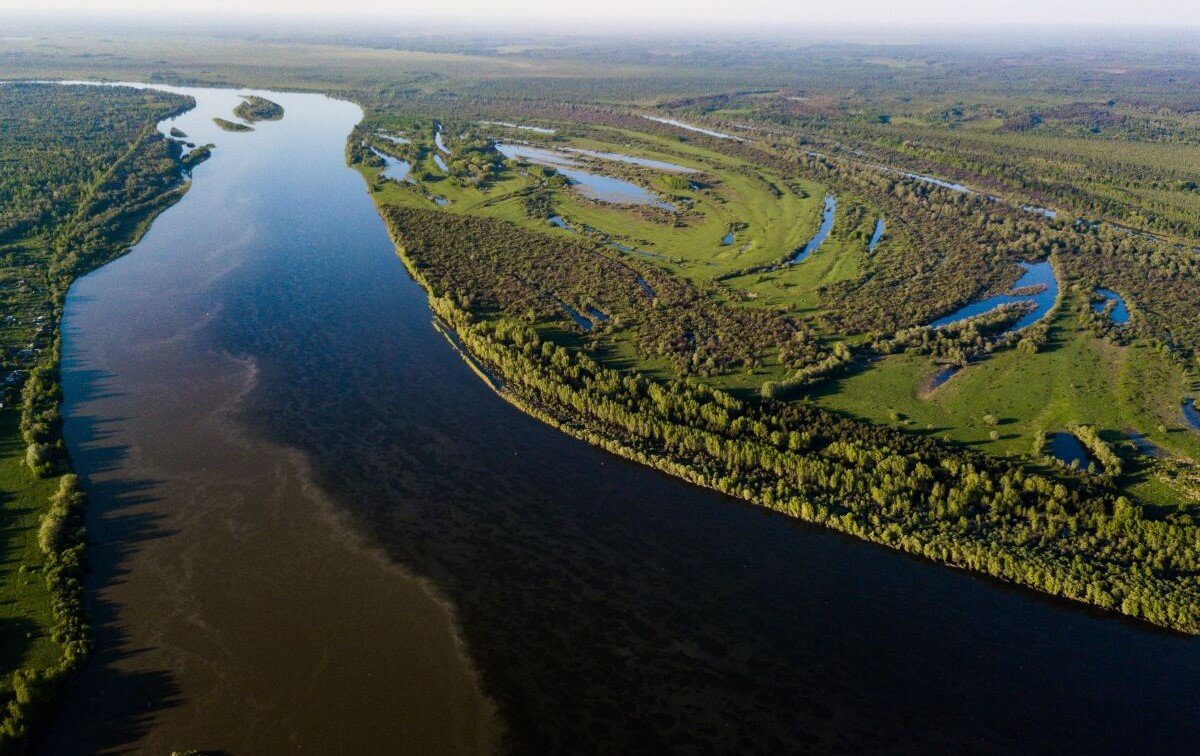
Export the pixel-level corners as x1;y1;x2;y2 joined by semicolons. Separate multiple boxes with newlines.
329;36;1200;632
0;82;197;751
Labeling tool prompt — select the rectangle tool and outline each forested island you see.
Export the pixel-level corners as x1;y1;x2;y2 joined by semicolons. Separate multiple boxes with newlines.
213;117;253;132
233;95;284;123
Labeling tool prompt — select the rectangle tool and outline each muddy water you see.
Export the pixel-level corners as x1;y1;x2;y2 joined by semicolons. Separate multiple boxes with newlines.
38;84;1200;755
44;86;498;754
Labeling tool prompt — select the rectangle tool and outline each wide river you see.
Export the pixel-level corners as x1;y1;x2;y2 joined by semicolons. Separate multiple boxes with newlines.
43;86;1200;754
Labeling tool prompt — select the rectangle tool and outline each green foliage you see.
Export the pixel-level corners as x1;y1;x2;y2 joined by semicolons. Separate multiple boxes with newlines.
0;82;195;753
233;94;284;123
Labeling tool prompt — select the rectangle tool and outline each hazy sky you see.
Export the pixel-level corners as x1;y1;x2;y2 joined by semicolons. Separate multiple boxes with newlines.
5;0;1200;26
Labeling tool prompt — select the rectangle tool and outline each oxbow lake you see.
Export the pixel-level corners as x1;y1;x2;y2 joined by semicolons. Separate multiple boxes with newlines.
37;81;1200;755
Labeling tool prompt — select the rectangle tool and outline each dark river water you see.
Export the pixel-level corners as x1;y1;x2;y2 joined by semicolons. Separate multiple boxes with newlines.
42;85;1200;754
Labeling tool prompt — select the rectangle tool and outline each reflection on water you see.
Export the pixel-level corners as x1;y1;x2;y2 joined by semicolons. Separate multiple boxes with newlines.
931;260;1058;333
370;146;412;182
496;143;676;210
789;195;837;264
1094;288;1130;325
1184;399;1200;431
480;120;557;134
560;146;696;173
868;218;885;251
42;82;1200;756
643;115;743;141
1048;432;1093;469
47;83;498;755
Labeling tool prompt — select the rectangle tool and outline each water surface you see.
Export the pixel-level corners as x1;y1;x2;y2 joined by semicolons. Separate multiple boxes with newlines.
40;82;1200;756
370;146;412;182
496;142;675;210
1184;399;1200;431
46;83;498;755
1048;432;1093;469
788;195;837;264
643;115;743;141
479;120;557;134
1094;287;1130;325
868;218;885;251
931;260;1058;332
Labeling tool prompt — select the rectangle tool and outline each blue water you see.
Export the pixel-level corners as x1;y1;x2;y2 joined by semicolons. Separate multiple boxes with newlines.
376;131;410;144
560;301;593;330
1048;433;1093;469
868;218;885;251
369;147;411;182
433;196;450;206
903;171;970;193
585;306;609;323
562;147;696;174
929;365;959;390
479;120;557;134
434;124;451;155
788;195;837;264
721;231;735;246
1184;399;1200;431
636;276;656;297
547;215;575;232
931;261;1058;333
642;115;742;141
1094;288;1130;325
1024;205;1058;219
496;143;675;210
434;154;449;172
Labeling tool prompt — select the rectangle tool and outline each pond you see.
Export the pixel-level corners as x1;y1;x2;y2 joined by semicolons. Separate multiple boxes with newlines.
1093;288;1130;325
868;218;885;251
788;195;837;264
376;131;411;144
561;146;696;173
496;142;676;210
929;365;960;391
369;147;411;182
1184;399;1200;431
44;81;1200;756
930;260;1058;333
642;115;743;141
1047;432;1094;470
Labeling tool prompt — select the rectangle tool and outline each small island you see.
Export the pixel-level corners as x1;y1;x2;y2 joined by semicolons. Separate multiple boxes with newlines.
213;117;254;132
233;95;284;123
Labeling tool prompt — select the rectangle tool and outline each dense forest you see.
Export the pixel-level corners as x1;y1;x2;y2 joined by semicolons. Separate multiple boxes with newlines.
381;203;1200;633
233;94;284;123
0;83;196;751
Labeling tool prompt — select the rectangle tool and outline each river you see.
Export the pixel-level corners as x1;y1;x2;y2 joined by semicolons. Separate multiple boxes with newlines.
41;84;1200;754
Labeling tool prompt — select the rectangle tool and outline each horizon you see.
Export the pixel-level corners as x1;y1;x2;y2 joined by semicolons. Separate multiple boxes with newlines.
4;1;1200;31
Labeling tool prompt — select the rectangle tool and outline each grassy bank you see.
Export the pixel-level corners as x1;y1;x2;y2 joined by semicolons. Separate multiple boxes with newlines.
0;83;200;751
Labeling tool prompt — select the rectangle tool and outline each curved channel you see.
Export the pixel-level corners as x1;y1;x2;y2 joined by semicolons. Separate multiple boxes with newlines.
41;83;1200;754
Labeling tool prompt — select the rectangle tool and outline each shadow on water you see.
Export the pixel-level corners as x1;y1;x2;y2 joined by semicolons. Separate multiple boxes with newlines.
41;83;1200;755
44;404;182;752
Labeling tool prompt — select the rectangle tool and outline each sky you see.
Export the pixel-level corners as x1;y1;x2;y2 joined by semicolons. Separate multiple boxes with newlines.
5;0;1200;27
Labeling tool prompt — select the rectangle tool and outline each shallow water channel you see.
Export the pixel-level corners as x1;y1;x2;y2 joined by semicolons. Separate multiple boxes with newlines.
39;83;1200;755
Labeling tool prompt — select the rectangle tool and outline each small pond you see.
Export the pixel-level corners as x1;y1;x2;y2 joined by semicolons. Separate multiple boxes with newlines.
930;261;1058;333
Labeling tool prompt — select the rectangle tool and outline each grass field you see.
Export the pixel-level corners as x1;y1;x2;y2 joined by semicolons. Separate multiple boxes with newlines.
363;116;1200;511
0;410;61;679
811;287;1199;507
